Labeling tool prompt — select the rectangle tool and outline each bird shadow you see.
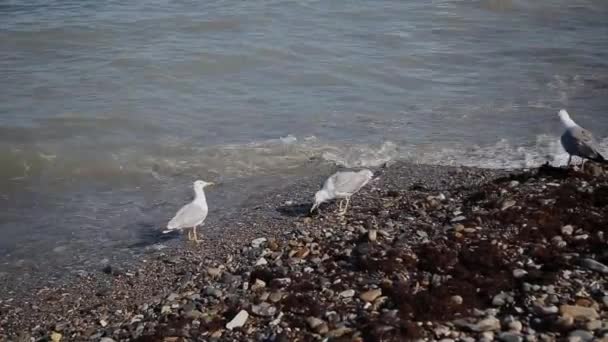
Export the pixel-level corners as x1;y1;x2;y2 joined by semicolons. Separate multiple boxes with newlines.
276;202;314;218
127;222;179;248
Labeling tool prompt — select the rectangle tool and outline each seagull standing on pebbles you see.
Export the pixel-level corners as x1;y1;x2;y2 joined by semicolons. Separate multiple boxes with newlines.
310;169;374;215
164;180;214;242
558;109;606;167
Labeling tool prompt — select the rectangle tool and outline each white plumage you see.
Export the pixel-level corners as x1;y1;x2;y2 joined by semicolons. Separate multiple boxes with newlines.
558;109;606;167
310;169;373;215
164;180;214;242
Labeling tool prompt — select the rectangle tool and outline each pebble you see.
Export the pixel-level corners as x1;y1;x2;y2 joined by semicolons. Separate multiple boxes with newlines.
255;257;268;266
533;303;558;315
492;292;512;306
512;269;527;278
339;289;355;298
204;287;223;298
269;291;283;303
499;332;523;342
451;216;466;223
100;338;116;342
501;199;516;211
559;305;599;320
360;289;382;302
206;267;222;278
226;310;249;330
454;317;500;332
251;303;277;317
585;320;602;331
507;320;523;333
251;279;266;291
251;238;267;248
368;229;377;242
450;295;463;305
305;316;328;334
51;332;62;342
327;327;352;338
581;258;608;274
568;330;594;342
561;225;574;236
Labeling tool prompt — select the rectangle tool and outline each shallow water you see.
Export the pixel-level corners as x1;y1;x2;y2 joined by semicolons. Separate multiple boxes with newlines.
1;0;608;295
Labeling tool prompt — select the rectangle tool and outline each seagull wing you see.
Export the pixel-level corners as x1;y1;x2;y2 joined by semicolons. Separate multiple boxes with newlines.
331;171;372;196
570;126;605;161
167;202;208;229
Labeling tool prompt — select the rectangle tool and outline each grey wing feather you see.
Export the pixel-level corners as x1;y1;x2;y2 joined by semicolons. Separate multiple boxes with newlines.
332;171;371;195
168;202;207;229
569;127;603;159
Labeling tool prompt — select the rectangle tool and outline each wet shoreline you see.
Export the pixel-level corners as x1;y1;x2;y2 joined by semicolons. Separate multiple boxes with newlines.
2;162;607;341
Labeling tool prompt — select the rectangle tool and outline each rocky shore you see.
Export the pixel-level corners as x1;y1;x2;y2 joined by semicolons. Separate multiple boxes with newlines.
1;162;607;341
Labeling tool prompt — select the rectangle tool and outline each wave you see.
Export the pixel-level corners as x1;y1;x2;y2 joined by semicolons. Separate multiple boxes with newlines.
2;133;607;192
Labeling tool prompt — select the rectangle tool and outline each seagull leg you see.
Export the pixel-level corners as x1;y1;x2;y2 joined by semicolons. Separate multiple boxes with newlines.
567;155;572;167
192;225;199;243
186;229;192;241
338;199;344;212
343;197;350;215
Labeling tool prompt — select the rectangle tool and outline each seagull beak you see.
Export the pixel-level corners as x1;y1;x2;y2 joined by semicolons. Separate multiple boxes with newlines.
207;182;215;186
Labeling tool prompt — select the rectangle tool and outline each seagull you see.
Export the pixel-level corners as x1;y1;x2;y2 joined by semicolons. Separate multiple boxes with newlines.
310;169;374;215
558;109;606;167
164;180;214;242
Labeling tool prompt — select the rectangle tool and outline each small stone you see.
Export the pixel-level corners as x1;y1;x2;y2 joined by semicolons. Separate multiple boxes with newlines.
507;320;523;333
251;237;267;248
360;289;382;302
207;267;222;278
501;199;516;211
251;303;277;317
368;229;377;242
339;289;355;298
161;305;171;314
255;257;268;266
99;319;108;327
581;258;608;274
499;332;523;342
166;293;179;301
534;303;558;315
556;314;575;329
451;216;466;223
434;325;450;337
560;305;599;320
561;225;574;236
454;317;500;332
509;181;519;187
293;247;310;259
251;279;266;291
185;310;204;319
100;338;116;342
585;320;602;331
51;332;62;342
512;269;527;278
204;287;223;298
492;292;510;306
481;331;495;341
210;330;222;338
269;291;283;303
226;310;249;330
327;327;352;338
306;316;328;333
450;295;463;305
568;330;594;342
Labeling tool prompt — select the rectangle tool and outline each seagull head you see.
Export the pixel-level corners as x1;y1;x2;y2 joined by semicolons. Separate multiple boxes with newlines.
194;180;215;190
558;109;577;128
310;189;330;213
